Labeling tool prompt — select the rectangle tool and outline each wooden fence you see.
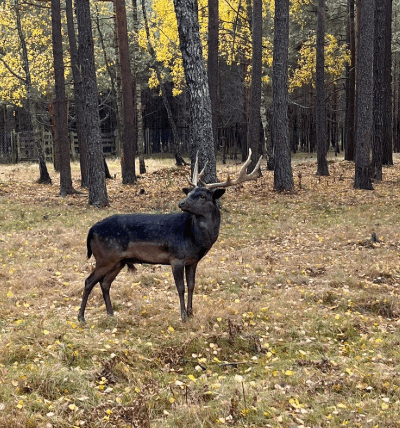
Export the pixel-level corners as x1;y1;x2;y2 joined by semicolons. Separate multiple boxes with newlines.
0;126;190;164
8;129;116;163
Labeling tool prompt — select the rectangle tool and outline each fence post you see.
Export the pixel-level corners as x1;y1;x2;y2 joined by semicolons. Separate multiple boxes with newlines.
11;129;18;163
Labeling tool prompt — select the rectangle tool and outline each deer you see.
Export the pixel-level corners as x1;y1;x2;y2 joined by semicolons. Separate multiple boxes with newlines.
78;150;262;323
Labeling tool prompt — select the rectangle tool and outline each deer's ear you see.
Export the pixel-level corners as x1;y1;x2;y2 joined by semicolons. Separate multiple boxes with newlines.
212;189;225;200
182;187;191;195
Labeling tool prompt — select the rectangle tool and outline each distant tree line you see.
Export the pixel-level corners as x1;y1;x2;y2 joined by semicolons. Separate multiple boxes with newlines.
0;0;398;203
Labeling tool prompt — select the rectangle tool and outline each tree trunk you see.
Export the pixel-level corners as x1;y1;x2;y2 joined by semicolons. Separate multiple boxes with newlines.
261;105;274;170
131;0;145;174
345;0;356;161
66;0;88;188
14;0;51;185
173;0;217;183
115;0;136;184
136;81;146;174
247;0;263;173
316;0;329;176
51;0;75;196
372;0;385;180
272;0;293;191
75;0;109;206
354;0;374;190
208;0;219;154
382;0;393;166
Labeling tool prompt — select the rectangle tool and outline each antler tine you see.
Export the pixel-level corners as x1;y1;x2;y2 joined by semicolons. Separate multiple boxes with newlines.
204;149;262;189
190;152;208;187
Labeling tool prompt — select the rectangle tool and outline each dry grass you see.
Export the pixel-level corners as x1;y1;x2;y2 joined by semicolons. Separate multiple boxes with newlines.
1;153;400;427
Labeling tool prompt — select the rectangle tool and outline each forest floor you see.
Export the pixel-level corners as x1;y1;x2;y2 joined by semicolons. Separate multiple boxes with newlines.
0;153;400;428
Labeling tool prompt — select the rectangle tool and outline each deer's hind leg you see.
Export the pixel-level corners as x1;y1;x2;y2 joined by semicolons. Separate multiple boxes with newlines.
100;261;125;317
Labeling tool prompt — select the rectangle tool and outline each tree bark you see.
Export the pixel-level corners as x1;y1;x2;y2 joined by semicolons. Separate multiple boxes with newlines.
345;0;356;161
131;0;146;174
316;0;329;176
208;0;219;154
173;0;217;183
75;0;109;206
66;0;88;188
372;0;386;180
247;0;263;173
354;0;374;190
115;0;137;184
14;0;51;185
51;0;75;196
272;0;293;191
382;0;393;166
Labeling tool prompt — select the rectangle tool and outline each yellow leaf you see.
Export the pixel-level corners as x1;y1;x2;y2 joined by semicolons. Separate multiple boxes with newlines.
284;370;294;376
169;397;175;403
381;403;389;410
168;326;175;333
188;374;196;382
43;330;50;335
69;404;77;411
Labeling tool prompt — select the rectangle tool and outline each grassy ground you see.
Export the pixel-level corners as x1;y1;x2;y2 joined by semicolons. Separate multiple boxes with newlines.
0;153;400;428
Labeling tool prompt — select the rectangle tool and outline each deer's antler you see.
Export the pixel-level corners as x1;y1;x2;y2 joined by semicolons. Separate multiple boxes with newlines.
188;152;208;187
203;149;262;189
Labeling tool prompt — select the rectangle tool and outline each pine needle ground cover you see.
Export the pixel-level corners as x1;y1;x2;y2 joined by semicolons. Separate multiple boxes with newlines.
0;154;400;428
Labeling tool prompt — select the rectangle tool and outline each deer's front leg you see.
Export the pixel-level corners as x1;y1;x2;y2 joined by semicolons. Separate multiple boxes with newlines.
185;263;197;317
171;261;187;322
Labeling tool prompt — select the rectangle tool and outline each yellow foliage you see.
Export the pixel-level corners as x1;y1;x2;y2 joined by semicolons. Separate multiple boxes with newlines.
139;0;274;94
0;0;70;105
289;34;350;91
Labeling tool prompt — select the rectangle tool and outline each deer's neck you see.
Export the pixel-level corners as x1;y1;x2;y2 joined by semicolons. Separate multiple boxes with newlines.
192;208;221;249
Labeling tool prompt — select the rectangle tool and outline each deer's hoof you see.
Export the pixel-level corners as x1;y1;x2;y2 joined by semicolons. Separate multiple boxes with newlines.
78;314;86;324
181;310;188;323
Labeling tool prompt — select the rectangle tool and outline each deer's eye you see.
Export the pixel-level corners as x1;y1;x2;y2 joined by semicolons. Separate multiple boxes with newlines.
199;195;206;200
